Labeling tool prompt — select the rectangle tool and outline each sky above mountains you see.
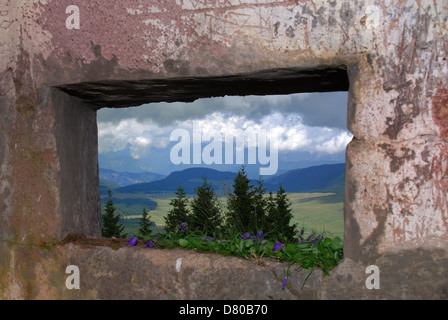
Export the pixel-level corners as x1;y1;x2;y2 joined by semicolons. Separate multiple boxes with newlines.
97;91;352;178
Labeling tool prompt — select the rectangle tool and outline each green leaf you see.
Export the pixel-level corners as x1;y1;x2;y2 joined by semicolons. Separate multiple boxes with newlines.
238;240;244;251
301;269;313;289
245;239;254;248
330;237;343;250
266;242;275;250
321;238;332;247
286;243;296;254
209;241;217;247
179;239;189;247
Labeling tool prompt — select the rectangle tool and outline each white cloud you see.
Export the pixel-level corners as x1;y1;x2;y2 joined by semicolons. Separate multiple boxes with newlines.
98;111;353;161
314;131;353;154
97;91;348;130
98;119;173;158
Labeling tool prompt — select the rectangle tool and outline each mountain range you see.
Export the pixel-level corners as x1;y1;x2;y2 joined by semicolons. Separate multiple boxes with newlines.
98;144;347;178
99;168;165;187
114;167;237;195
100;163;345;196
265;163;345;193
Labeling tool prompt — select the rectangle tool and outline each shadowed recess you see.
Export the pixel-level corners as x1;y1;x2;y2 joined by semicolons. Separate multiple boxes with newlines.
55;65;349;109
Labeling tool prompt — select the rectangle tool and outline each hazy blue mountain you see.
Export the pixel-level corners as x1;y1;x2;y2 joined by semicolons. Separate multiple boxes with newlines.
99;168;166;187
114;164;345;195
116;167;238;195
264;163;345;193
98;144;346;178
99;145;183;175
99;179;122;195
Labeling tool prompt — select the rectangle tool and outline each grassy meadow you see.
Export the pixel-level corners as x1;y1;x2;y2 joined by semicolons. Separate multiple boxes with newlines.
107;191;344;239
287;193;344;237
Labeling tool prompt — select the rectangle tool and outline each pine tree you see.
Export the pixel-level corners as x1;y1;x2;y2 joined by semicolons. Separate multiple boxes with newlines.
226;166;255;233
265;191;278;237
137;205;153;239
164;186;190;233
274;185;297;241
190;177;222;235
252;177;268;232
102;189;126;238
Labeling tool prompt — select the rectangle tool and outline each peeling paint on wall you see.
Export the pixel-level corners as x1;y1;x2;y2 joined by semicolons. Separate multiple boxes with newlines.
1;0;448;299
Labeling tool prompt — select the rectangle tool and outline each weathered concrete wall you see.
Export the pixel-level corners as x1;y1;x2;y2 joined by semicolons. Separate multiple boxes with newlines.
8;236;448;300
1;0;447;299
32;241;322;300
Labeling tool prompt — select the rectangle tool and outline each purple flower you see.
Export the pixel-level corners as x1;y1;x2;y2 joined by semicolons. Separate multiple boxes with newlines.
179;222;188;233
300;228;304;236
145;240;156;248
273;241;283;252
239;232;251;240
126;237;138;246
282;277;288;290
312;234;323;244
252;231;264;242
202;236;214;242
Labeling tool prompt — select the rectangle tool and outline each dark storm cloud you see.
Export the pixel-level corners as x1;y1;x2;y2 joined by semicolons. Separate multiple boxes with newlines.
97;92;348;130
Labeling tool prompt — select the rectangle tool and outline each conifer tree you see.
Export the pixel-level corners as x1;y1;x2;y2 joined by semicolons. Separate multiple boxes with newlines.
164;186;190;233
252;177;268;232
226;166;255;233
265;191;278;236
274;185;297;241
101;189;126;238
190;177;222;235
137;205;153;239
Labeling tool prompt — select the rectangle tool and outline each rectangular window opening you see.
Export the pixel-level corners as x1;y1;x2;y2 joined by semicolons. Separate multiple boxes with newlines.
96;91;350;244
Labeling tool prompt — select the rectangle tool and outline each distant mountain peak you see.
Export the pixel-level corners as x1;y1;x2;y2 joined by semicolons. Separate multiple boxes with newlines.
99;168;166;187
264;163;345;193
110;163;345;195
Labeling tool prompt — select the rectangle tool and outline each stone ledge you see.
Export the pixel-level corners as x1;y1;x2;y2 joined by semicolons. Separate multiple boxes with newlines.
11;236;443;300
32;237;323;300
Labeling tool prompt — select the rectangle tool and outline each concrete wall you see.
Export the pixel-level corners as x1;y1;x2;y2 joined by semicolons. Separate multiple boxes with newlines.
1;0;447;299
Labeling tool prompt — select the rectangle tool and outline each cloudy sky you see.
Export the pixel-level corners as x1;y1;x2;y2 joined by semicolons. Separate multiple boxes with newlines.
97;92;352;177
